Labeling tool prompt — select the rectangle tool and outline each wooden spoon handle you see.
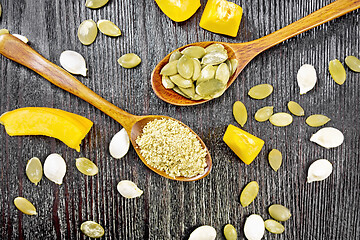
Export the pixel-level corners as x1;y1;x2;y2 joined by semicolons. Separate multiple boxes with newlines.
0;34;137;130
251;0;360;52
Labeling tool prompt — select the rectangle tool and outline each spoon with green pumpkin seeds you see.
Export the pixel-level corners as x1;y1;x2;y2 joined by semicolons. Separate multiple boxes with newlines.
151;1;360;106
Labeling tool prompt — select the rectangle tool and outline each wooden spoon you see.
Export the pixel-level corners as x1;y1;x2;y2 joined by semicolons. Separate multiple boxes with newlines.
152;0;360;106
0;34;212;182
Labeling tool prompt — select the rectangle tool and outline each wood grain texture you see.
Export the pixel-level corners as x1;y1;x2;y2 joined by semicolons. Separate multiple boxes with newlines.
0;0;359;239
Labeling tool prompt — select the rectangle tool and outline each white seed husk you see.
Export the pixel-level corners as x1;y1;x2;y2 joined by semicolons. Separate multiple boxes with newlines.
188;225;217;240
43;153;66;184
109;128;130;159
307;159;333;183
297;64;317;94
310;127;344;149
117;180;143;198
12;34;28;43
60;50;88;76
244;214;265;240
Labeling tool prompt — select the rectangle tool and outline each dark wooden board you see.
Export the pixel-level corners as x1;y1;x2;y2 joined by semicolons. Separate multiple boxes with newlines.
0;0;359;239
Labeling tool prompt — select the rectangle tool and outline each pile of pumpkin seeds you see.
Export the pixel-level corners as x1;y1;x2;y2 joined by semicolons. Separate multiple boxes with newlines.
160;43;238;100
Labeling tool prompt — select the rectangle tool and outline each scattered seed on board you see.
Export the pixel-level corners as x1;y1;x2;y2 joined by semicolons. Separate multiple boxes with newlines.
310;127;344;149
233;101;247;127
268;149;282;172
60;50;88;76
269;112;293;127
188;225;217;240
254;106;273;122
117;53;141;68
268;204;291;221
0;29;10;35
248;84;273;99
80;221;105;238
97;20;121;37
26;157;43;185
43;153;66;184
287;101;305;116
13;34;28;43
85;0;109;9
345;56;360;72
306;114;330;127
264;219;285;234
297;64;317;94
307;159;333;183
77;19;98;45
224;224;237;240
76;158;98;176
14;197;37;215
329;59;346;85
109;128;130;159
181;46;206;59
240;181;259;207
117;180;143;198
244;214;265;240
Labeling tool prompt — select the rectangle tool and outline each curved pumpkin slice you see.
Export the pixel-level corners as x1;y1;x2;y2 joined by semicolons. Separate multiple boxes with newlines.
155;0;201;22
0;107;93;152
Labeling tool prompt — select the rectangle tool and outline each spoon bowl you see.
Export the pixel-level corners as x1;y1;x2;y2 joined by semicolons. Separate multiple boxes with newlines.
0;34;212;181
152;0;360;106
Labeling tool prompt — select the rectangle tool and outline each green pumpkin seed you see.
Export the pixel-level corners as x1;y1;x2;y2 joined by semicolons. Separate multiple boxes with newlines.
224;224;237;240
177;55;194;79
196;79;224;97
268;149;282;172
97;20;121;37
216;63;230;85
240;181;259;207
80;221;105;238
230;59;238;75
233;101;247;127
269;113;293;127
179;85;195;99
0;29;9;35
205;43;225;53
345;56;360;72
287;101;305;116
181;46;206;59
169;50;182;62
173;86;189;98
254;106;273;122
210;84;227;99
268;204;291;221
192;94;203;101
117;53;141;68
264;219;285;234
169;74;193;88
162;76;175;89
14;197;37;215
160;60;178;76
329;59;346;85
201;51;228;65
197;65;216;83
75;158;99;176
306;114;331;127
248;84;273;99
192;58;201;81
85;0;109;9
26;157;43;185
77;19;98;45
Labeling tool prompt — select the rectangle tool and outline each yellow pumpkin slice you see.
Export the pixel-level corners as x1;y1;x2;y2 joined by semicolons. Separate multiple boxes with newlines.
155;0;201;22
0;107;93;152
